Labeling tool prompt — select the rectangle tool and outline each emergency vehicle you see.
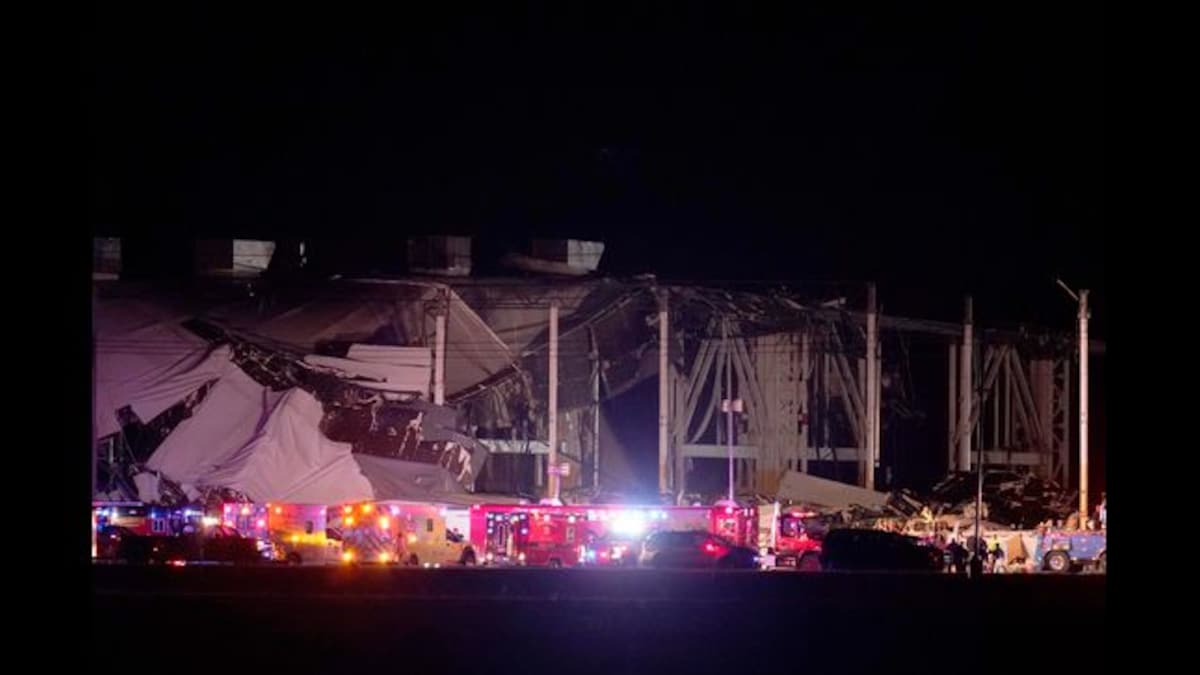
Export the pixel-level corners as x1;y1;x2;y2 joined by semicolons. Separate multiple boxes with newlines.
762;505;824;570
327;500;476;566
93;502;153;559
94;502;259;564
220;502;341;565
469;503;759;568
94;502;174;537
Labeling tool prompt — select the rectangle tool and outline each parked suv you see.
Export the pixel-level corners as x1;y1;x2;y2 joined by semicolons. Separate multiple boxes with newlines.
817;529;944;572
638;530;759;569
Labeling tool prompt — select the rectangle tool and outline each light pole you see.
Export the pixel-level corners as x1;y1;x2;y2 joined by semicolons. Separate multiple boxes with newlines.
1057;279;1090;525
723;322;737;503
967;296;984;578
548;302;560;502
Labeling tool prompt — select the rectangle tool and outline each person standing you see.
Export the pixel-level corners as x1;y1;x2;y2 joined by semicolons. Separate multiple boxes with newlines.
990;540;1005;573
952;538;970;575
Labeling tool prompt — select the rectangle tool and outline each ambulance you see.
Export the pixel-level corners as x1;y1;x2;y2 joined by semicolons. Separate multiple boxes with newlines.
327;500;476;566
220;502;342;565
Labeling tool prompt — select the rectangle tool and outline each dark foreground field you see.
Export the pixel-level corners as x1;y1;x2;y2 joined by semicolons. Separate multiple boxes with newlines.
93;566;1104;674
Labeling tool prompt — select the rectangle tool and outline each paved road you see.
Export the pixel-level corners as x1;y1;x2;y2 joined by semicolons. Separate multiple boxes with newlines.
93;566;1104;674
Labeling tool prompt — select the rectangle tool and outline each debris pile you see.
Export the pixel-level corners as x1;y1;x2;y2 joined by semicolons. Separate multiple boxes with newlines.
769;470;1078;535
927;471;1076;529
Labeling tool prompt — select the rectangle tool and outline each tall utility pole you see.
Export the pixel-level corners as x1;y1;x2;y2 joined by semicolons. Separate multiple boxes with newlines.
1057;279;1090;523
657;291;670;495
433;309;447;406
865;284;878;490
1079;289;1089;524
91;285;98;501
973;383;985;577
799;331;810;474
590;326;601;490
724;323;736;502
959;296;974;473
548;302;560;501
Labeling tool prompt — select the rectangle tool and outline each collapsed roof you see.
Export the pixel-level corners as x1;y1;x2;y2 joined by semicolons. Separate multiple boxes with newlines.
90;276;888;503
93;277;671;501
125;351;473;504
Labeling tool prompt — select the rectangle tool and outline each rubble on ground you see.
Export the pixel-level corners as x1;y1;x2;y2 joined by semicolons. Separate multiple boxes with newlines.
770;470;1078;534
928;471;1076;530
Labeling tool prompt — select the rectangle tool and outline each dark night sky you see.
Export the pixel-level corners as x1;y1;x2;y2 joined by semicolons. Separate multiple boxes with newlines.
87;5;1104;492
87;4;1103;332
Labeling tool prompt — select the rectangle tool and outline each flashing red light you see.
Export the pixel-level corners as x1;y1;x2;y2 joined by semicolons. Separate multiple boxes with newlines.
725;507;733;515
704;543;718;553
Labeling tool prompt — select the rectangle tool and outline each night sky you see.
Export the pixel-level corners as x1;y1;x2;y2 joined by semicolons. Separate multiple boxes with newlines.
87;4;1104;493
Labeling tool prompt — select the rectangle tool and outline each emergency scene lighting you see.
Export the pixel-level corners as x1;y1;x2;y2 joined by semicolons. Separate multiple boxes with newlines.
89;4;1104;674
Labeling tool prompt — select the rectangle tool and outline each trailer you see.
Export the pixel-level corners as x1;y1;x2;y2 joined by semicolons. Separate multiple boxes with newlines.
1038;529;1106;573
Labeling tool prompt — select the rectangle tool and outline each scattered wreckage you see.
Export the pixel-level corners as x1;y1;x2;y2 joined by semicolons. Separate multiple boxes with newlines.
768;470;1079;534
745;469;1097;572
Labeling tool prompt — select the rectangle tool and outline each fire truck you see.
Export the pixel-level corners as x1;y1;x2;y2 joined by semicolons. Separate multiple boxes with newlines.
469;503;759;568
327;500;476;566
763;505;824;570
220;502;342;565
93;502;260;565
94;502;154;560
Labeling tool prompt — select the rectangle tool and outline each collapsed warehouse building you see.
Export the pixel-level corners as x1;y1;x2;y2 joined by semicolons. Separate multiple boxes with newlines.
92;236;1103;512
